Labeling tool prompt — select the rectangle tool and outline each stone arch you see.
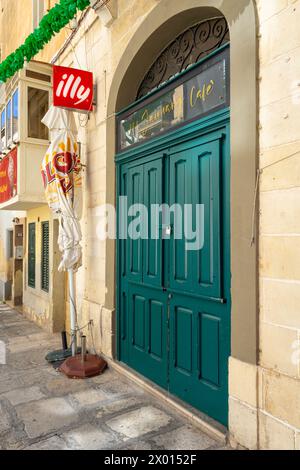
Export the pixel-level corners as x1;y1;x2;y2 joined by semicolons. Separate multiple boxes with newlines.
106;0;258;365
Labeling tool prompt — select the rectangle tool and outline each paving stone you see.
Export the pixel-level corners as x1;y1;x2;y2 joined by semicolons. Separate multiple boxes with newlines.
96;397;142;418
27;332;57;342
6;337;32;353
2;386;46;406
99;378;144;398
18;369;56;387
91;368;117;384
16;397;79;438
117;441;153;450
0;318;27;328
24;436;69;450
62;424;118;450
7;349;52;369
106;406;172;440
71;389;107;407
0;403;10;435
6;325;41;337
151;425;216;450
45;376;90;396
0;377;23;394
8;338;58;354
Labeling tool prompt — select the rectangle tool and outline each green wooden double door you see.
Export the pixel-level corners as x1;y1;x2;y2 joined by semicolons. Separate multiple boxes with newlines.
118;123;230;426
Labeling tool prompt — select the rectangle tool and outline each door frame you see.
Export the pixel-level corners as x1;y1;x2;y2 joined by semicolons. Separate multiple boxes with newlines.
107;1;258;373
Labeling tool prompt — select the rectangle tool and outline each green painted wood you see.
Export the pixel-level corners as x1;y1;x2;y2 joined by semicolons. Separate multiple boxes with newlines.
117;113;230;426
41;221;50;292
169;151;191;291
128;283;168;388
28;222;36;289
127;164;144;282
143;158;163;287
192;137;222;298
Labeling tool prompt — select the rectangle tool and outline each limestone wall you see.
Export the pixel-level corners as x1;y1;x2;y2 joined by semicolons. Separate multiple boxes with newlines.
258;0;300;449
229;0;300;450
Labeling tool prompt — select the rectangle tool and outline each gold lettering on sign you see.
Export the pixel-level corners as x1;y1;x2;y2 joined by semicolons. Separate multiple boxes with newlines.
189;80;215;108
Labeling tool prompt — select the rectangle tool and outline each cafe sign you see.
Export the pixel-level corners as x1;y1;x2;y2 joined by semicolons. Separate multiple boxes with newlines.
0;147;17;204
118;48;229;151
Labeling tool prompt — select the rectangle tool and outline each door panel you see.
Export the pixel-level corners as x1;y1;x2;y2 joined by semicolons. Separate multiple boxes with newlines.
169;292;229;425
173;305;193;374
132;294;146;351
169;136;223;299
143;159;163;287
120;154;168;388
128;283;168;388
149;299;164;358
169;153;192;291
127;165;144;282
192;138;222;299
200;313;220;387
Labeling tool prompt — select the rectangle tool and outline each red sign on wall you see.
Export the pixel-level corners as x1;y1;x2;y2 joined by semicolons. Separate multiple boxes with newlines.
53;65;93;113
0;147;17;204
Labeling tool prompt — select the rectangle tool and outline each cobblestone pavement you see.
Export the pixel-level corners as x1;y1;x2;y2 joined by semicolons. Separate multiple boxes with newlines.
0;304;228;450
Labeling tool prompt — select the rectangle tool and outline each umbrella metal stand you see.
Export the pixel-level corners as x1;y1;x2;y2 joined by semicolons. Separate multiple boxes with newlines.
59;269;107;379
59;335;107;379
68;268;77;357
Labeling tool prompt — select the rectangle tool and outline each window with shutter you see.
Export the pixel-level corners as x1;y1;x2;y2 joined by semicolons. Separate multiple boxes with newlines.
28;223;36;288
41;221;50;292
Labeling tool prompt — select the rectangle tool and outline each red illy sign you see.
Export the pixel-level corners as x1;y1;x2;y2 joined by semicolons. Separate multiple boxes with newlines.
53;65;93;113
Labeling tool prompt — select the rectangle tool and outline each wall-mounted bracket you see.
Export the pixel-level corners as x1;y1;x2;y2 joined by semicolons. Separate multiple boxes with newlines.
89;0;118;27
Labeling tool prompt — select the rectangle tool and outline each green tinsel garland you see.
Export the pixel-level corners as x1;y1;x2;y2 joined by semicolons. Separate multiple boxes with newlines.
0;0;90;83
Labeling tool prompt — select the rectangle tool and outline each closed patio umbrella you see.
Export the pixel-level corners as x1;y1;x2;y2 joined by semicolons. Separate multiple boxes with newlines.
41;105;82;356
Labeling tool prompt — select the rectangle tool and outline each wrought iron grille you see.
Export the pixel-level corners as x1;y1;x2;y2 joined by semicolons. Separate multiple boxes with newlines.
137;17;229;100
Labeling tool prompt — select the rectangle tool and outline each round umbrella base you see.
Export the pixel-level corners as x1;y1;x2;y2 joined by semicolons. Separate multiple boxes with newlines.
59;354;107;379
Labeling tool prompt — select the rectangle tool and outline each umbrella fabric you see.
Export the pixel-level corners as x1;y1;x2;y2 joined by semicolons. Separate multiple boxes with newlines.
41;106;82;272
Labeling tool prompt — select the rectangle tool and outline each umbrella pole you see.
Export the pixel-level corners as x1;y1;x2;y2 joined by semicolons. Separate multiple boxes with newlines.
68;268;77;357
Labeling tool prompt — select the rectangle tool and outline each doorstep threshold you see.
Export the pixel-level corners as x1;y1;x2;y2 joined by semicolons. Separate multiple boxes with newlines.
108;359;227;445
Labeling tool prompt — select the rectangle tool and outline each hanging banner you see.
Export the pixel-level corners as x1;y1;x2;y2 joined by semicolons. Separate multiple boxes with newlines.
53;65;94;113
0;147;17;203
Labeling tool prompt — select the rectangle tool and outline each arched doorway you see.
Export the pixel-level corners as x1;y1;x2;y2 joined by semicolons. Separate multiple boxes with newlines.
116;17;230;426
106;0;258;428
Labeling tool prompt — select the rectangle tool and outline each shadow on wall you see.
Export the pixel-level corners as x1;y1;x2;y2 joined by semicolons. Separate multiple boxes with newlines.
220;0;254;26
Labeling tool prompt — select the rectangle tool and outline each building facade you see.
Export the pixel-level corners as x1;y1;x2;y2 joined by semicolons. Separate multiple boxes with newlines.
0;0;300;450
